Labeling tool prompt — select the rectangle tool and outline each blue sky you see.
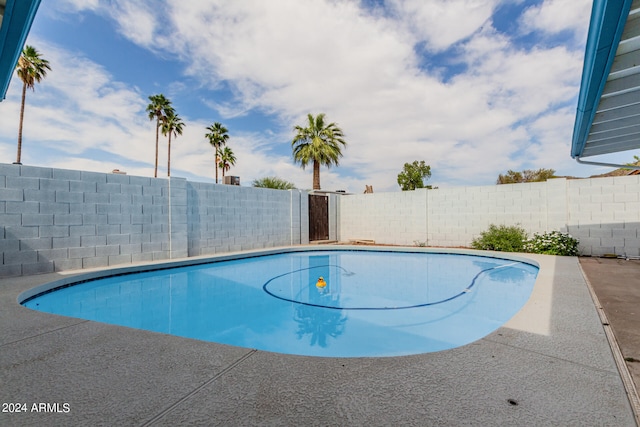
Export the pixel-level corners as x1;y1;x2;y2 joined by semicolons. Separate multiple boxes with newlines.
1;0;637;191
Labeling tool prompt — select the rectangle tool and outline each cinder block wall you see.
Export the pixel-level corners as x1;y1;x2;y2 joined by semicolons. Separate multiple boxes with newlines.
0;164;183;277
290;190;310;245
339;176;640;256
328;193;339;241
338;191;428;245
3;163;638;277
566;176;639;256
0;164;309;277
425;179;566;246
186;182;305;256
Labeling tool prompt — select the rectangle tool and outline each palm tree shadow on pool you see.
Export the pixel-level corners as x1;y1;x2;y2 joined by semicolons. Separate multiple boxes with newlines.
294;284;347;348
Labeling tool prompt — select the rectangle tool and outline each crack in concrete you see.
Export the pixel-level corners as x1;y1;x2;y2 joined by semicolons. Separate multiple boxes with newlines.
142;349;258;426
0;320;89;347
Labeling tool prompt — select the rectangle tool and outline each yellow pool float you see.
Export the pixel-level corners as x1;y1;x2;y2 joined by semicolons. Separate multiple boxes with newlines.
316;277;327;288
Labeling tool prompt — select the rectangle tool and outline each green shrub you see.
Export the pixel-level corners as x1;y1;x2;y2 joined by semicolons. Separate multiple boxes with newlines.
524;231;579;256
471;224;528;252
252;176;296;190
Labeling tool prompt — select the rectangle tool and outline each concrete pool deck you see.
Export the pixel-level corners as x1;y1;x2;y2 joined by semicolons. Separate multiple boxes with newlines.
0;248;637;426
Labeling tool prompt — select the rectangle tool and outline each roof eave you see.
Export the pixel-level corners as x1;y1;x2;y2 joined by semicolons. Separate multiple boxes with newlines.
570;0;633;158
0;0;42;101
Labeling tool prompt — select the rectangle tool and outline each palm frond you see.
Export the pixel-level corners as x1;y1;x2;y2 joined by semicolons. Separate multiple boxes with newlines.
291;113;347;189
16;45;51;90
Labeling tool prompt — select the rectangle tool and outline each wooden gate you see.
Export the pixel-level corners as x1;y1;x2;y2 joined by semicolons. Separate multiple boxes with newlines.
309;194;329;241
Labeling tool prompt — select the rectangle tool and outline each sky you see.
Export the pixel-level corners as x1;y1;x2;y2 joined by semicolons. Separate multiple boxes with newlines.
1;0;638;192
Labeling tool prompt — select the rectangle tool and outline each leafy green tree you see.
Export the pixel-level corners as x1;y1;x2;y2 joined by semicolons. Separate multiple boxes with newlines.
397;160;432;191
15;45;51;165
205;122;229;183
146;94;172;177
497;168;555;184
252;176;296;190
218;146;236;180
161;109;184;177
292;113;347;190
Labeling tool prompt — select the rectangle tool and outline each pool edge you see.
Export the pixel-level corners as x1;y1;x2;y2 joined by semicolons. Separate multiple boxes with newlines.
16;245;540;305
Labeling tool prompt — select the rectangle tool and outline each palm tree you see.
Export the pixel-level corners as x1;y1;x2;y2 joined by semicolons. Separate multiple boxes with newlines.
161;109;184;177
205;122;229;183
146;94;172;177
218;146;236;181
291;113;347;190
15;45;51;165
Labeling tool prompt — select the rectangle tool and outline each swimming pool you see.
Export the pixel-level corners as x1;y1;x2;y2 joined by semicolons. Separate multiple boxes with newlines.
21;248;538;357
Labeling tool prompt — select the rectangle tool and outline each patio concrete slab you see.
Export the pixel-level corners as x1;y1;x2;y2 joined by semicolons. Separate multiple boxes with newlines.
487;256;618;373
0;250;636;426
155;339;630;426
580;257;640;395
1;316;250;426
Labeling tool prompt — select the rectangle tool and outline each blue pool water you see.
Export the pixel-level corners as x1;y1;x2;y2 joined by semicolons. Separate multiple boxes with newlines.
22;250;538;357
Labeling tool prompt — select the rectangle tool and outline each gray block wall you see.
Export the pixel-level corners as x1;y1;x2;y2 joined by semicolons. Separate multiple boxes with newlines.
3;163;638;277
339;176;640;257
168;178;188;259
289;190;310;245
0;164;180;277
337;190;428;245
326;193;339;241
566;175;639;256
186;182;305;256
0;164;308;277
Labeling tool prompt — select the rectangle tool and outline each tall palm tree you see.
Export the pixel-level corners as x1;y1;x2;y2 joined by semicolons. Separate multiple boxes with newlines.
161;109;184;177
292;113;347;190
205;122;229;183
218;146;236;181
15;45;51;165
146;94;172;177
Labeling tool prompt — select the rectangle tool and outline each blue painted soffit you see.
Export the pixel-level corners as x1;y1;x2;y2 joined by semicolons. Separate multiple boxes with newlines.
0;0;42;101
571;0;635;159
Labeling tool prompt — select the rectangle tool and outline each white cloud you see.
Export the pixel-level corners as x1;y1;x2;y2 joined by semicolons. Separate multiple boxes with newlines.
460;30;584;116
0;38;314;186
57;0;101;13
107;2;161;49
35;48;139;133
155;0;591;190
1;0;601;192
388;0;500;51
520;0;592;43
0;41;150;168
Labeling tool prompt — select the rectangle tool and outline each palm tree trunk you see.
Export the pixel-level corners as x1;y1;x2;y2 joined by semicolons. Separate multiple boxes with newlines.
215;150;219;183
313;160;321;190
167;133;172;177
154;120;159;178
16;82;27;164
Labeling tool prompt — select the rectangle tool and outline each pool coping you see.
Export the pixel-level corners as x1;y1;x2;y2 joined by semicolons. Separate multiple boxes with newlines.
1;246;637;426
